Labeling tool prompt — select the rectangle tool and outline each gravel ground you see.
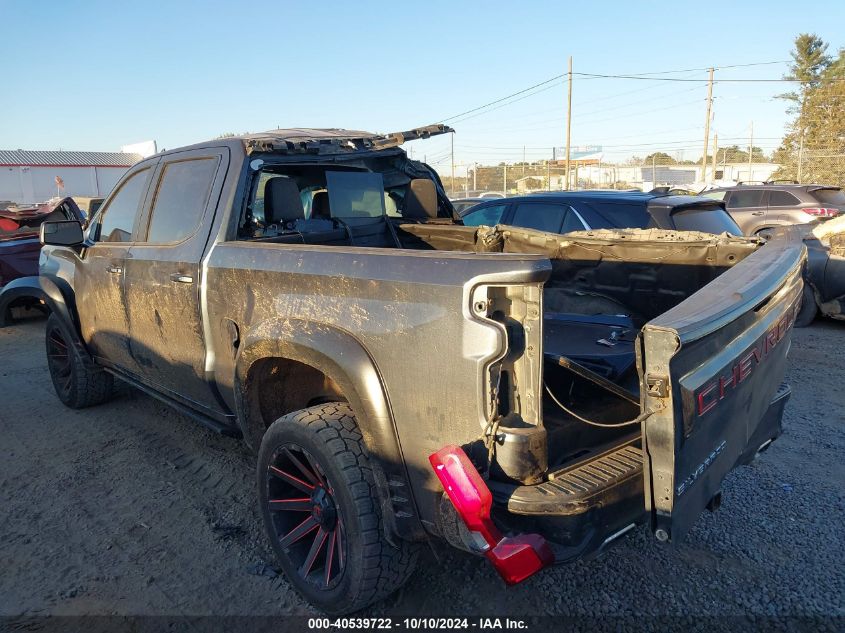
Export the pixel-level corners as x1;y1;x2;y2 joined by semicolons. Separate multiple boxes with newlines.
0;316;843;625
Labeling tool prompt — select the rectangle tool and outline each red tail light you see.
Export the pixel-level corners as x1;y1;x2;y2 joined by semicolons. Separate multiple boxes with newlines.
804;207;840;218
429;445;554;585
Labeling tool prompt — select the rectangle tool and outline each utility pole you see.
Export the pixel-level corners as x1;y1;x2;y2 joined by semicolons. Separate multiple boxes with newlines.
747;121;754;182
547;150;552;190
450;132;455;196
523;146;526;176
711;133;718;182
503;163;508;194
701;67;714;185
565;56;573;189
797;129;805;183
652;154;656;186
473;162;477;191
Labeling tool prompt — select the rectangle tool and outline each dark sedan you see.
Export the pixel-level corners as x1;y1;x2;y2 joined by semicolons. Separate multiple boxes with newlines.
459;190;743;235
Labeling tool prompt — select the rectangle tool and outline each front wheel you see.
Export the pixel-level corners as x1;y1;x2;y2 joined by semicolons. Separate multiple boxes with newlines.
45;314;114;408
257;403;418;614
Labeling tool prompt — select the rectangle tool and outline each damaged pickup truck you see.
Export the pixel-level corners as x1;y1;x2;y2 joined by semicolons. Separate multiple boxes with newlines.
6;126;805;613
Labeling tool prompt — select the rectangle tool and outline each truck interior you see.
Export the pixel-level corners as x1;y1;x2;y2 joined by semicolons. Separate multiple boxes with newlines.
238;160;762;483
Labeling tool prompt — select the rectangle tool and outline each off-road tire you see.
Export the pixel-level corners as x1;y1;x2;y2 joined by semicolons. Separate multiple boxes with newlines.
45;313;114;408
258;403;418;614
795;283;818;328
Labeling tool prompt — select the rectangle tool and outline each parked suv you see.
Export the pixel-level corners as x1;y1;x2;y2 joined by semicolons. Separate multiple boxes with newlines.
701;184;844;237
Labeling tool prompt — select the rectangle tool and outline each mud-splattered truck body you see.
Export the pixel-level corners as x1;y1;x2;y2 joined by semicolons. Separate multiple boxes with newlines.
8;126;805;613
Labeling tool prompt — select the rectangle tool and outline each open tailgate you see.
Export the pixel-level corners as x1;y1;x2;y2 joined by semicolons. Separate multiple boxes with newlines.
638;229;805;542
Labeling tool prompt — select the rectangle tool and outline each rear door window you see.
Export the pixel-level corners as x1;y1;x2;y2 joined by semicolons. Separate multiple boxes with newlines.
586;201;651;228
672;206;742;235
144;158;218;244
768;190;800;207
511;202;570;233
461;203;508;227
727;190;765;208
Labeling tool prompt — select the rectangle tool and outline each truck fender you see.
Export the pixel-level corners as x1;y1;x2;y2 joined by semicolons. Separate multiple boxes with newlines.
1;275;76;333
0;275;99;370
233;318;425;541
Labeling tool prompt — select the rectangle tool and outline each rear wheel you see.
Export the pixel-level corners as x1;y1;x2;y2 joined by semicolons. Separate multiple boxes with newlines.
258;403;417;614
795;283;818;328
45;314;113;408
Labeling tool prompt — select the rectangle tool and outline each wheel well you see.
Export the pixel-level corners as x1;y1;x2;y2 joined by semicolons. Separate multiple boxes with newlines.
247;357;347;431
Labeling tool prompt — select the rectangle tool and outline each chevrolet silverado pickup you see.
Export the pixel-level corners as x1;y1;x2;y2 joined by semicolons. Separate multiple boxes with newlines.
0;126;805;614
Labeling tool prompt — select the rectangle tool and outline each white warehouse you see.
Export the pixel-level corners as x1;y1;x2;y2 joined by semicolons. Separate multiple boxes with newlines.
0;148;146;205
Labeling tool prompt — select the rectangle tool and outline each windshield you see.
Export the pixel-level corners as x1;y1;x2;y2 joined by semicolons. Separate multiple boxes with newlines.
672;206;742;235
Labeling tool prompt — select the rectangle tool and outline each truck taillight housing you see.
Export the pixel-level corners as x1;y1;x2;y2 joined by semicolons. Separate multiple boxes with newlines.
804;207;839;217
429;445;554;585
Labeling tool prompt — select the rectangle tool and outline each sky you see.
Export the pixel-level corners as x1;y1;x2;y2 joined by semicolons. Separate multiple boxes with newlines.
2;0;844;177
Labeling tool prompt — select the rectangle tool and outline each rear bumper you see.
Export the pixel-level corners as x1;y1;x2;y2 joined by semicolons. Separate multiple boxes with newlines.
488;383;791;562
489;439;646;563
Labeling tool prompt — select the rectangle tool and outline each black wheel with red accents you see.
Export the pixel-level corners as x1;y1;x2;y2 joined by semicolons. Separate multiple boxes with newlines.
45;314;113;409
265;443;346;590
257;403;418;614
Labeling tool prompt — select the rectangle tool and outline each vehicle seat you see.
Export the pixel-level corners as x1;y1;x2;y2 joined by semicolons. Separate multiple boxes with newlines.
403;179;439;220
264;177;305;230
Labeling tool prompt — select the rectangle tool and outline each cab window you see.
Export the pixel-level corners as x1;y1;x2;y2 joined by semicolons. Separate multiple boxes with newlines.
144;158;218;244
97;168;151;243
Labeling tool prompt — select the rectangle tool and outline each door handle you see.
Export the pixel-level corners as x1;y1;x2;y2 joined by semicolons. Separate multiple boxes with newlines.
106;266;122;274
751;211;764;216
169;273;194;284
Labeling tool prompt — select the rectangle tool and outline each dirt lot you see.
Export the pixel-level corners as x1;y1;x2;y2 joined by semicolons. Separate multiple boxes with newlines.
1;316;843;622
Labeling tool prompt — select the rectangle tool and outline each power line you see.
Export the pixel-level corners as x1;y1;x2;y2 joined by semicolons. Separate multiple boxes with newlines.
448;80;565;125
573;72;845;83
437;74;565;123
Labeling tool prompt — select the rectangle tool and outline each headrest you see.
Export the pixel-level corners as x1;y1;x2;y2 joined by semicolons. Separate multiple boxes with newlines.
264;177;304;225
404;179;438;219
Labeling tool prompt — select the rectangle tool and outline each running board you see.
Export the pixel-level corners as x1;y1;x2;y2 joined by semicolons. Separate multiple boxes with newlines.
104;368;241;438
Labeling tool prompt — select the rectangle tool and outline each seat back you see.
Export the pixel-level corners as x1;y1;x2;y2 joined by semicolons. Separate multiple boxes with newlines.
404;179;439;220
264;177;304;227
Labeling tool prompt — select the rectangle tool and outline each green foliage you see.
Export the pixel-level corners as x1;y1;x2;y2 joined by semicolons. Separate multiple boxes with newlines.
779;33;832;110
774;36;845;185
642;152;676;165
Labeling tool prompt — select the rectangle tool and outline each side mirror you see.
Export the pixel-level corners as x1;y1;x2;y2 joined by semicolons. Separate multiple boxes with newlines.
41;221;84;247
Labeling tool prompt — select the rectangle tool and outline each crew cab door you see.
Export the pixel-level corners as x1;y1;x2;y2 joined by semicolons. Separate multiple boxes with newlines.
76;164;156;372
123;148;228;413
638;231;804;542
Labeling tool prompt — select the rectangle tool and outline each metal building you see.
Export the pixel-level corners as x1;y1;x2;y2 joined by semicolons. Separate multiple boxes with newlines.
0;149;143;205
